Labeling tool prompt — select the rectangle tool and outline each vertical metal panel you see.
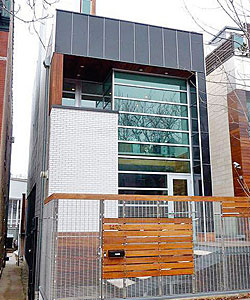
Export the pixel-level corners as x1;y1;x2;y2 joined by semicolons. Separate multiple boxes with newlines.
202;164;212;196
135;23;149;64
177;31;191;70
163;28;178;69
88;16;104;58
191;33;205;72
149;26;163;66
196;72;212;196
55;11;72;54
72;13;88;56
104;18;119;60
120;21;135;62
55;11;206;73
201;133;210;164
197;72;209;133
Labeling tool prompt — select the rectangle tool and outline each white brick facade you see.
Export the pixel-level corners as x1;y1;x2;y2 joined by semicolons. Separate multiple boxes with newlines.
48;107;118;231
48;107;118;194
207;66;234;196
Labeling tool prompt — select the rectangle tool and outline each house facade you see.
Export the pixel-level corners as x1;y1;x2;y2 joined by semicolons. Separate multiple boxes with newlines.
0;0;13;276
26;9;212;300
206;26;250;197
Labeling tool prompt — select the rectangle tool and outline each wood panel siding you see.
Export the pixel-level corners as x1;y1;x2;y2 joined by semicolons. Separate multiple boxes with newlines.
222;199;250;217
102;218;194;279
91;0;96;15
49;53;63;112
228;89;250;196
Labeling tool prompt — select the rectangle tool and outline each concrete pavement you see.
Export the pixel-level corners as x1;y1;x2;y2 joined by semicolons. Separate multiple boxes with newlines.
0;253;25;300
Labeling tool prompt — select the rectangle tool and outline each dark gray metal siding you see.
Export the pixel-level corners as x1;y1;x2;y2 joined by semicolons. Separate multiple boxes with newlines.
55;10;205;73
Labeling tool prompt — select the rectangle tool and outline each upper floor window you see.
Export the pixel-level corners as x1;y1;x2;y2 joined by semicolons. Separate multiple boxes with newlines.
233;33;248;54
62;74;112;110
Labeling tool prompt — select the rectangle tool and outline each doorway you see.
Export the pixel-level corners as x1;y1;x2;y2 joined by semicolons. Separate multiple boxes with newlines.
168;175;192;218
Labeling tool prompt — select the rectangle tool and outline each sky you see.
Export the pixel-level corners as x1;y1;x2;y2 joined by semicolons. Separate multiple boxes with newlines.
11;0;236;177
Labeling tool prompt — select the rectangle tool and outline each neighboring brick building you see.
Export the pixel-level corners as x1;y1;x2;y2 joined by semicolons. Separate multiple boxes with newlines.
206;26;250;196
0;0;13;276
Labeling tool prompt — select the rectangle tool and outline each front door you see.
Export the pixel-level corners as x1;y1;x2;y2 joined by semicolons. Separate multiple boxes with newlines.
168;175;192;218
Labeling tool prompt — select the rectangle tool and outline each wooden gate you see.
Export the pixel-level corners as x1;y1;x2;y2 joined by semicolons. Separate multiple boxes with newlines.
102;217;194;279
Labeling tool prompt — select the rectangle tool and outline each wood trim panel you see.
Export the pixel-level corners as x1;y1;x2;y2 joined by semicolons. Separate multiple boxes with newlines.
91;0;96;15
102;218;194;279
228;89;250;196
44;193;249;204
49;53;63;112
222;198;250;217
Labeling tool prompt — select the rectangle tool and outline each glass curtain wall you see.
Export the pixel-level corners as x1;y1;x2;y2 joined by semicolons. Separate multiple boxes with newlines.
114;71;192;196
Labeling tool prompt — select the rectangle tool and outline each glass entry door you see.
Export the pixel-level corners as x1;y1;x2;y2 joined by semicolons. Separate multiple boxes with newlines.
168;175;192;217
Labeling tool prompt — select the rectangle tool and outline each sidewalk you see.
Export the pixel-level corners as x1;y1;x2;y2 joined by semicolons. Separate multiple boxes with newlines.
0;253;26;300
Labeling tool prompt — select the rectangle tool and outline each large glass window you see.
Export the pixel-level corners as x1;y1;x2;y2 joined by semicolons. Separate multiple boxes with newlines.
119;190;168;195
115;85;187;103
119;173;168;188
118;143;190;159
62;81;76;106
62;75;112;109
119;114;188;131
118;128;189;144
115;99;188;117
119;158;190;173
115;71;192;195
114;72;187;90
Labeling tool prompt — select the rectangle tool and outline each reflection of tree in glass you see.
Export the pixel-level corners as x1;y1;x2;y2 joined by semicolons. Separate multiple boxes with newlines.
115;85;186;104
117;98;188;144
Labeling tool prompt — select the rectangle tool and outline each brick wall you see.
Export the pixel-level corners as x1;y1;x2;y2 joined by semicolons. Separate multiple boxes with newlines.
0;25;13;273
43;107;118;298
48;107;118;195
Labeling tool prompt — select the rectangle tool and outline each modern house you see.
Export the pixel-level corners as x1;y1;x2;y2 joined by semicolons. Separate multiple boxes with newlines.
206;26;250;197
0;0;13;276
26;8;213;299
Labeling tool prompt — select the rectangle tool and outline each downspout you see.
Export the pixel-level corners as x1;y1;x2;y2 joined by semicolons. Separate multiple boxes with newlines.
37;58;50;298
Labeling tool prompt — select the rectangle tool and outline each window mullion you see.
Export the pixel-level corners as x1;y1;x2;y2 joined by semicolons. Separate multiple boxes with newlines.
76;81;81;107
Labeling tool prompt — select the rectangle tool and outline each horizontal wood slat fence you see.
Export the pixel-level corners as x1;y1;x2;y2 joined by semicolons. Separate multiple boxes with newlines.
102;218;194;279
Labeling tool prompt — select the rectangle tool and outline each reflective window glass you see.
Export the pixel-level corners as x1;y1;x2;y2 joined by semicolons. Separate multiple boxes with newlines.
62;92;75;106
193;147;200;160
192;119;198;132
119;128;189;144
119;173;168;188
115;85;187;103
81;95;103;108
191;106;198;118
119;114;188;131
191;93;197;105
118;143;190;159
63;81;76;92
193;162;201;174
119;158;190;173
119;189;168;195
192;133;199;146
115;99;188;117
82;82;103;95
114;72;187;90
